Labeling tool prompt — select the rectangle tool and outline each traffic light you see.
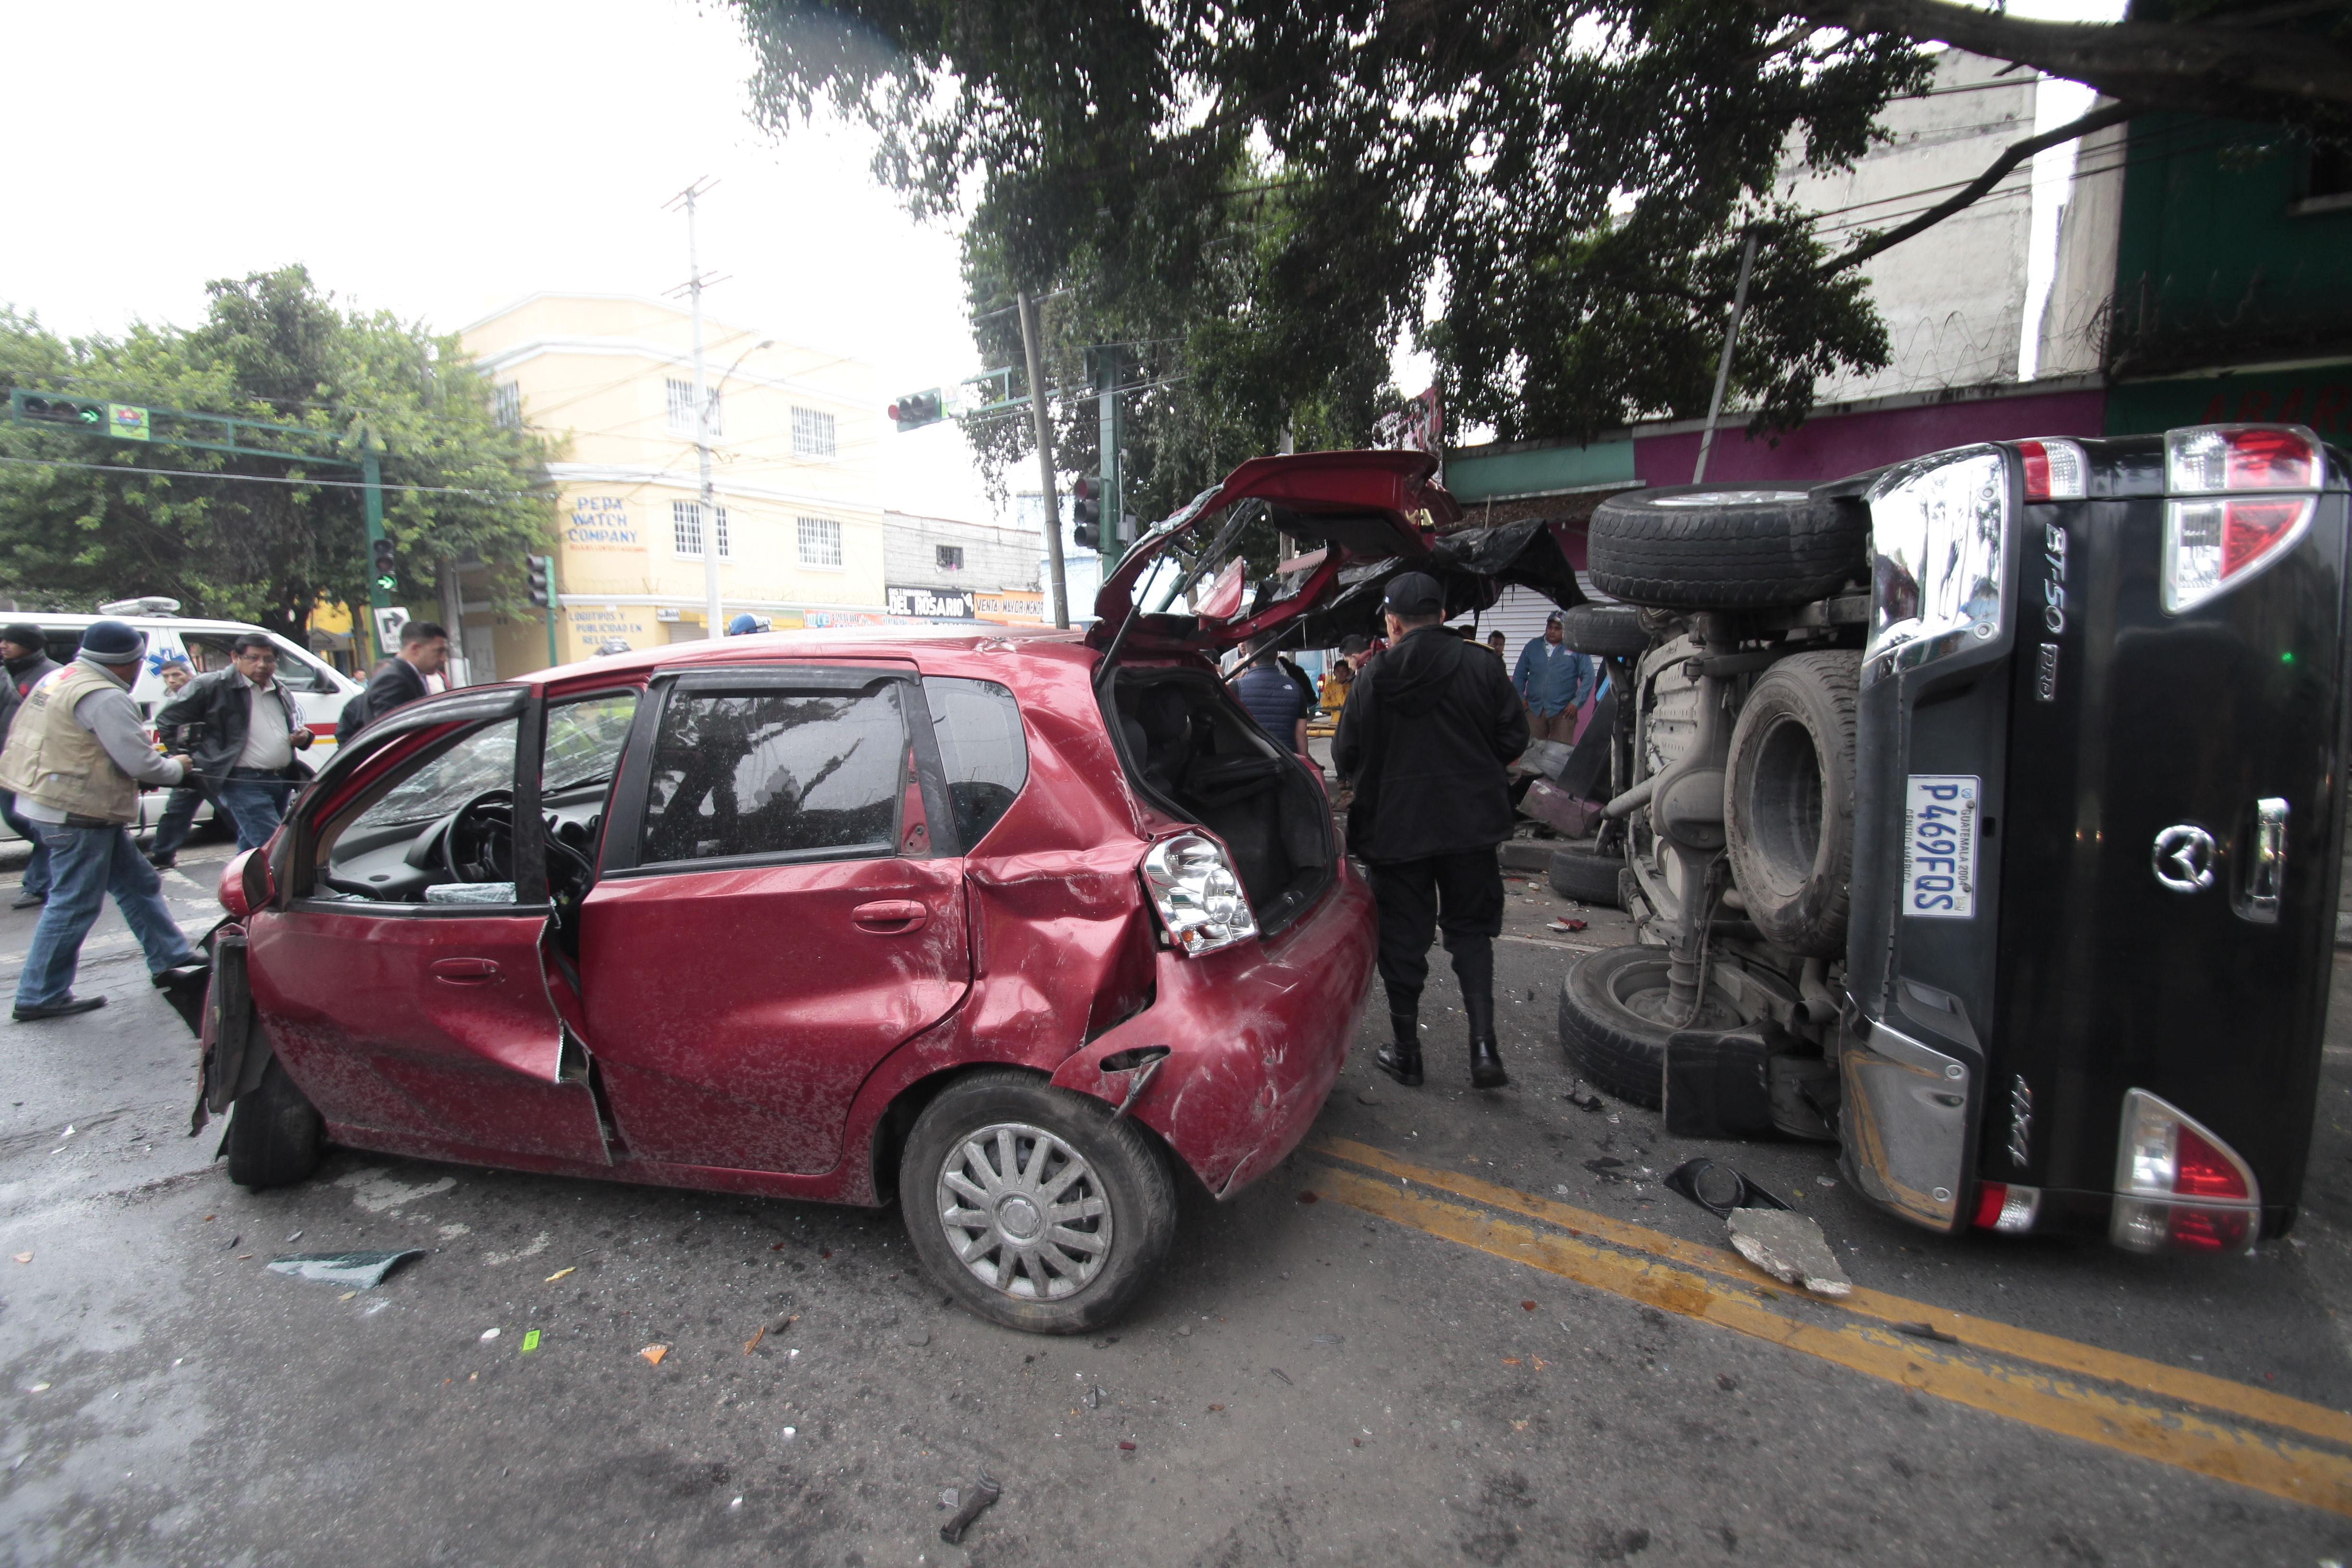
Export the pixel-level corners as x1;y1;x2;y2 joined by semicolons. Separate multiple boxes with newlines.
527;553;556;609
19;395;106;429
888;390;944;432
370;536;398;593
1072;475;1101;551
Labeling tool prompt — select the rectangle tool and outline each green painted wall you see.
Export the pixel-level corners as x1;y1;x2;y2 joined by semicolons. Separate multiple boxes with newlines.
2107;364;2352;441
1444;439;1637;502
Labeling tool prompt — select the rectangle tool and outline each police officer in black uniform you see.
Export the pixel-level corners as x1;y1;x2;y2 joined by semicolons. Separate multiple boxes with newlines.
1333;572;1530;1089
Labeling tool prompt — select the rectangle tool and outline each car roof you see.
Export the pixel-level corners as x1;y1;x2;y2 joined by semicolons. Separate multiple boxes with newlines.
532;622;1092;688
20;612;312;636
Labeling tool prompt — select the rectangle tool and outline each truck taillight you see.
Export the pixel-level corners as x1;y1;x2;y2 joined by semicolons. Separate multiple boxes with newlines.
2161;425;2325;613
2108;1089;2261;1255
1972;1182;2040;1234
2016;439;2085;502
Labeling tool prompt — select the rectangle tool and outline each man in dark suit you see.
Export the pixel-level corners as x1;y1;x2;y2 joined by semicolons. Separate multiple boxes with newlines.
349;620;450;737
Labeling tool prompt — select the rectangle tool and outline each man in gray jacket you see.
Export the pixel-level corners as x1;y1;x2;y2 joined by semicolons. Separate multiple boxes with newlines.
0;623;64;909
0;621;202;1020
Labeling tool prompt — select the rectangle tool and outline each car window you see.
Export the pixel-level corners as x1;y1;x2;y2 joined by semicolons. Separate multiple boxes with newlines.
350;718;519;832
544;691;638;793
922;676;1028;848
265;637;338;694
181;633;239;674
640;683;906;865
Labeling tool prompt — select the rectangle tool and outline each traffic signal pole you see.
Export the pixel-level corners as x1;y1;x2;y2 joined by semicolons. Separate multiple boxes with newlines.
360;445;390;667
1095;347;1123;555
1016;289;1068;628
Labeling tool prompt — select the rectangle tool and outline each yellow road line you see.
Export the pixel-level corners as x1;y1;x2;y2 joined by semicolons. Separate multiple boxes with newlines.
1313;1136;2352;1453
1312;1165;2352;1517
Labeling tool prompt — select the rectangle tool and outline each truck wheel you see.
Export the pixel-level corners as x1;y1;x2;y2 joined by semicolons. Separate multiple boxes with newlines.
1549;845;1624;906
225;1057;323;1190
900;1069;1177;1335
1559;604;1650;659
1559;945;1746;1107
1587;487;1867;609
1725;651;1860;957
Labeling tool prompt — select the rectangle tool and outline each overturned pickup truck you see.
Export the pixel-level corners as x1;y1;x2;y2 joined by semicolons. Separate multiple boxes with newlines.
1553;426;2352;1256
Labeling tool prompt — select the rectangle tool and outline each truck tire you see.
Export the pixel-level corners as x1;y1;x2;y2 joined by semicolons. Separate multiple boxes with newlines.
1559;945;1752;1107
1724;651;1859;957
900;1069;1176;1335
1549;845;1624;906
1587;487;1867;610
1559;604;1649;659
225;1056;323;1190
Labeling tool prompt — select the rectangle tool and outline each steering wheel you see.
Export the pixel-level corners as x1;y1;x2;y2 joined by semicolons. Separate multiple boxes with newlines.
442;789;515;884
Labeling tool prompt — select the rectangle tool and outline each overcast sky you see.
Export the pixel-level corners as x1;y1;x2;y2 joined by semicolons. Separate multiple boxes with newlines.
6;0;2125;520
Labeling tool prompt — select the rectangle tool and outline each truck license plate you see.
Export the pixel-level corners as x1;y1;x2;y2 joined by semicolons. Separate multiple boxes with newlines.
1902;775;1979;919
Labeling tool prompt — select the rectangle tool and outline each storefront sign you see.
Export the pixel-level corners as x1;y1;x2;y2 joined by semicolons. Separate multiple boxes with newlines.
886;584;977;619
975;589;1045;624
565;496;639;549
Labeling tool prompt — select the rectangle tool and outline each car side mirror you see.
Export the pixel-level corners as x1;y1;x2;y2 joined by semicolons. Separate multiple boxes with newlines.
219;848;274;918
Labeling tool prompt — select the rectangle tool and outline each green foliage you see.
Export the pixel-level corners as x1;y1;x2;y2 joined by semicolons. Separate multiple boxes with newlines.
0;266;561;637
736;0;1928;457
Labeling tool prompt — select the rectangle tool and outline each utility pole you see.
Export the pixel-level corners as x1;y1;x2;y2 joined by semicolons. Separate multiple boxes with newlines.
1094;346;1123;555
1692;230;1759;485
670;178;724;639
1017;288;1068;628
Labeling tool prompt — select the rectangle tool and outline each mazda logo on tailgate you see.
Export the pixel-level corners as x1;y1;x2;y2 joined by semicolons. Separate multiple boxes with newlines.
2151;825;2217;893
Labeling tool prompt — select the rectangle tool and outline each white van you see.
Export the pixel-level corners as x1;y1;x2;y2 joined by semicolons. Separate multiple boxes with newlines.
1;601;365;841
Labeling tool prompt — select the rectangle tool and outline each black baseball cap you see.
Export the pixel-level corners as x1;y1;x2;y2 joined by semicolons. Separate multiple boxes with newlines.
1382;572;1445;616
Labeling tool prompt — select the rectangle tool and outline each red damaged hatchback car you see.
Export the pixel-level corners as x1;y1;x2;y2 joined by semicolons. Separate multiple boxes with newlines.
196;453;1455;1332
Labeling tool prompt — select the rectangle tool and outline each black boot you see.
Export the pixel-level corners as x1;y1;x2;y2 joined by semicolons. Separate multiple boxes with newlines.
1374;1010;1424;1087
1464;978;1507;1089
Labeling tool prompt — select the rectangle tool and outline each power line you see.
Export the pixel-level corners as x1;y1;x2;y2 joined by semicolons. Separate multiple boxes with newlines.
0;454;546;500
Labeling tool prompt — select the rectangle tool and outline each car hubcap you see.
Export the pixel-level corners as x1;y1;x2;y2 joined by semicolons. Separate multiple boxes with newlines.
936;1122;1112;1300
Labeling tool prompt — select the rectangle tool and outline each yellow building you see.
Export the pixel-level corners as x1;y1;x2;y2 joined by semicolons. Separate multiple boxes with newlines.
460;293;888;674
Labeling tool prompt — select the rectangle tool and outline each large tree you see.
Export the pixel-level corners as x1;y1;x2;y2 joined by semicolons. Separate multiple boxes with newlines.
0;266;560;637
737;0;2345;460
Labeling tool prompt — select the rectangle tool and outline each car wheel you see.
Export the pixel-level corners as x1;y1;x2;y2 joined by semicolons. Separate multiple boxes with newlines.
1724;651;1859;957
1549;845;1624;907
225;1056;323;1190
1558;945;1762;1108
1587;487;1867;609
899;1069;1177;1335
1558;603;1650;659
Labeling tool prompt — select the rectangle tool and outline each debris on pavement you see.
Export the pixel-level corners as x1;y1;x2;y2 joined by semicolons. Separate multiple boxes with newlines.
266;1250;423;1290
1267;1367;1293;1385
545;1266;575;1283
521;1330;541;1354
1118;1440;1137;1451
1547;919;1588;932
1894;1321;1960;1345
480;1328;501;1342
12;1253;29;1264
1662;1159;1790;1219
1563;1089;1605;1111
938;1471;1002;1545
640;1345;668;1366
1726;1208;1853;1298
744;1327;765;1355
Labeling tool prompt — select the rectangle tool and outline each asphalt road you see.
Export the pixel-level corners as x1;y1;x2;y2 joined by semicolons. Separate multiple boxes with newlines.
7;833;2352;1566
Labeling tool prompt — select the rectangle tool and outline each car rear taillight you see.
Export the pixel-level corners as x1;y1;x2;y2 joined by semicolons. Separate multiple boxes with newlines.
2016;439;2086;502
1972;1182;2040;1234
2108;1088;2261;1255
1141;833;1258;956
2161;425;2325;613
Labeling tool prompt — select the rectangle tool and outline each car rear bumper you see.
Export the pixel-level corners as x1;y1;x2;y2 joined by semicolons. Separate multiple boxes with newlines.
1051;862;1377;1196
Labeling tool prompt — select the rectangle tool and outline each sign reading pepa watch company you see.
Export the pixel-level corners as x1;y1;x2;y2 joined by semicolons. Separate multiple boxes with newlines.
885;584;977;620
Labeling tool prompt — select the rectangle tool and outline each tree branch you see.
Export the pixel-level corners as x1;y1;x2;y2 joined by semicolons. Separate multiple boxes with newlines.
1821;98;2139;274
1752;0;2352;119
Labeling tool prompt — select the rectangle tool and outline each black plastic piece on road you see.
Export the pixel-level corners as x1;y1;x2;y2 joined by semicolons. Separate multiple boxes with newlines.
939;1473;1002;1545
1662;1158;1791;1218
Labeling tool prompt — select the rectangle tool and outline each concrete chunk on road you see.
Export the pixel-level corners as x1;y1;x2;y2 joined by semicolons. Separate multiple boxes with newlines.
1726;1208;1852;1298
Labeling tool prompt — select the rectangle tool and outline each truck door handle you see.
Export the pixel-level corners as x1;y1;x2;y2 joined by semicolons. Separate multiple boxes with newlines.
429;957;502;984
851;899;930;934
2242;796;2288;924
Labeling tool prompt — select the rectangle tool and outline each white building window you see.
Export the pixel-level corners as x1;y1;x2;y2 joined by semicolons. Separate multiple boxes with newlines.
797;516;843;568
666;378;722;437
936;544;964;571
673;500;731;560
792;407;837;460
492;381;521;429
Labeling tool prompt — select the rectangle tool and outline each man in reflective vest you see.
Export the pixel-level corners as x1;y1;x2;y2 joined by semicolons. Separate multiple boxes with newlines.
0;620;204;1021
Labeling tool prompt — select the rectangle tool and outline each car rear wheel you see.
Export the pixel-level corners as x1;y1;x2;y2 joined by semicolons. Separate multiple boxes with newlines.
225;1056;323;1190
900;1069;1176;1335
1724;651;1859;957
1587;487;1867;609
1549;845;1624;907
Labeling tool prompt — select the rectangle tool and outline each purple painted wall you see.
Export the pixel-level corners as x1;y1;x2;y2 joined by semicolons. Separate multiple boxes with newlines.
1633;387;2109;488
